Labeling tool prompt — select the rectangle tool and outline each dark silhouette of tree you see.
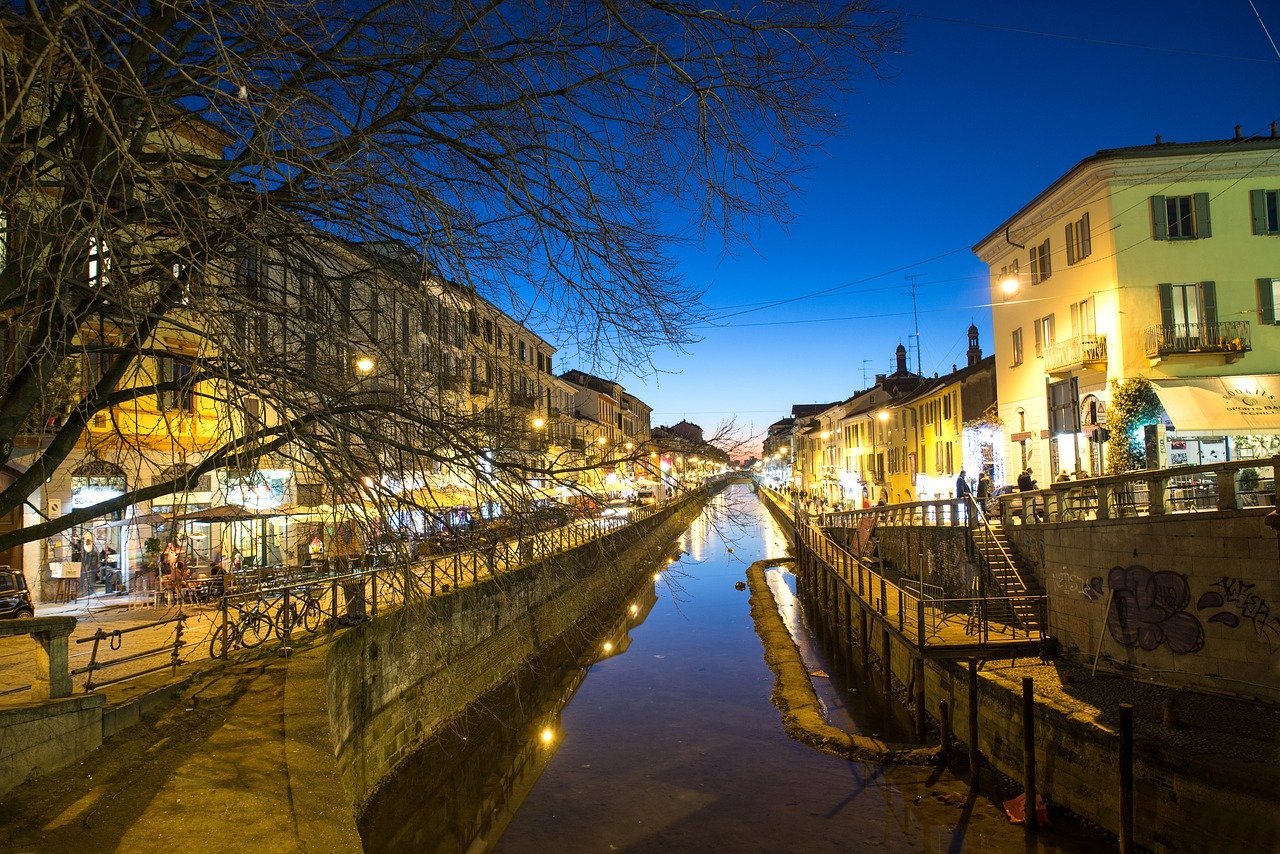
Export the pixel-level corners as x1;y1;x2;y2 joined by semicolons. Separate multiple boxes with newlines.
0;1;899;552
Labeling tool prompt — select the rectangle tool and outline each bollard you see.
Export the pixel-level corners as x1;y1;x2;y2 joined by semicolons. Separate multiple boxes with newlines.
1023;676;1038;832
1119;703;1134;853
967;659;980;791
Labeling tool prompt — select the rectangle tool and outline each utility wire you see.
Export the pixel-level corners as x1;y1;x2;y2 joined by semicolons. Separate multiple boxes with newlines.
1247;0;1280;60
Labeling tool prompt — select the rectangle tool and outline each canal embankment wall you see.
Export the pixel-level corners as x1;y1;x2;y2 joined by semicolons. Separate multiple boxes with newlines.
325;487;721;815
772;493;1280;852
1005;510;1280;703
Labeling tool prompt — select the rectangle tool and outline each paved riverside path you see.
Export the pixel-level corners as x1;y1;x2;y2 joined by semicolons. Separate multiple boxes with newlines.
0;634;361;853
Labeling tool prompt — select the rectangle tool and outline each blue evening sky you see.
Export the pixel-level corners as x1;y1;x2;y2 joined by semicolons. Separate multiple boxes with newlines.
613;1;1280;454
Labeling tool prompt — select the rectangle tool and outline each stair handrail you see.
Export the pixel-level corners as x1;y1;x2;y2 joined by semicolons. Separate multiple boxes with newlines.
964;495;1026;597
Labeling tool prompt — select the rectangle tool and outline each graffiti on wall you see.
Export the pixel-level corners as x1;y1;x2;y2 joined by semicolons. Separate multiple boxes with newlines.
1106;565;1204;654
1196;577;1280;652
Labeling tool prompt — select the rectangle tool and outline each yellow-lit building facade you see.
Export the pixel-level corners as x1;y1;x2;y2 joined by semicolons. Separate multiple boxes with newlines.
974;133;1280;480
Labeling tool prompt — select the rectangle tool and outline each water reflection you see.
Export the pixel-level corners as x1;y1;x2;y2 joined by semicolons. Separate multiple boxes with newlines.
358;572;662;853
363;485;1100;853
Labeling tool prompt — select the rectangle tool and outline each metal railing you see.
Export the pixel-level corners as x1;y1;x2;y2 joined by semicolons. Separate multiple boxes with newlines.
798;515;1043;649
209;480;727;659
823;497;972;529
995;456;1277;526
1144;320;1250;358
1044;334;1107;373
73;613;187;692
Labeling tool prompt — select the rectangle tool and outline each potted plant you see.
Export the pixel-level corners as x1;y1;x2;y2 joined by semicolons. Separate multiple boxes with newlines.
1239;468;1260;506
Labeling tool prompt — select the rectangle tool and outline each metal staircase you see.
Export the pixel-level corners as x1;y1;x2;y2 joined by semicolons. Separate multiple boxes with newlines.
967;499;1045;634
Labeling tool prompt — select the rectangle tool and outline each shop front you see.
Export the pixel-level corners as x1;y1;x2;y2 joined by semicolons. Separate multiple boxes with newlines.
1149;375;1280;466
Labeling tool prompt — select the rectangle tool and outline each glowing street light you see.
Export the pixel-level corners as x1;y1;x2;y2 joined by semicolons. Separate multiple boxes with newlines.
353;355;376;375
531;416;546;429
1000;275;1020;297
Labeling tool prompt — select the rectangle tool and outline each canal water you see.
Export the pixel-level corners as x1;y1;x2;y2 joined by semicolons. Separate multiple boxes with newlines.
363;484;1101;852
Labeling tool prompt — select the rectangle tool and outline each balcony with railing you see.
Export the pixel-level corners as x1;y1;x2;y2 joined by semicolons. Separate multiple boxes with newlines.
441;372;467;392
1144;321;1250;360
1044;334;1107;375
469;377;491;396
509;391;537;410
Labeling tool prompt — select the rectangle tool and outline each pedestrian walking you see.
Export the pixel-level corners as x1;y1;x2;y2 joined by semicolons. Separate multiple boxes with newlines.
956;469;971;498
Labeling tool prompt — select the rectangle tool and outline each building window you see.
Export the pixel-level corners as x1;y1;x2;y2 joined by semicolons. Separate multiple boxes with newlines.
1030;239;1051;284
1152;193;1211;240
1011;328;1024;366
1033;315;1055;358
1070;297;1096;336
158;355;193;412
1251;190;1280;235
1158;281;1217;332
1065;212;1091;264
1258;279;1280;325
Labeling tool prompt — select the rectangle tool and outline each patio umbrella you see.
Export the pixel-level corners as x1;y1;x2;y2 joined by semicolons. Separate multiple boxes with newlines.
169;504;265;523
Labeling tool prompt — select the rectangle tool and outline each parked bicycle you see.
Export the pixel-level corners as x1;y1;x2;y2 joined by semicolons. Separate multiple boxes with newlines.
209;598;275;659
273;584;328;640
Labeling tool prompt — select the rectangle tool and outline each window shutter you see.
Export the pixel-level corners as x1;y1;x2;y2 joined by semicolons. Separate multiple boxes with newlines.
1081;212;1091;257
1151;195;1168;239
1258;278;1276;325
1193;192;1212;238
1251;190;1269;234
1158;283;1174;329
1042;240;1052;279
1065;224;1075;265
1029;248;1039;283
1200;281;1218;330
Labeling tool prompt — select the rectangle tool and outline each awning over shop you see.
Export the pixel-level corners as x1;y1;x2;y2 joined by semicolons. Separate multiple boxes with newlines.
1151;375;1280;432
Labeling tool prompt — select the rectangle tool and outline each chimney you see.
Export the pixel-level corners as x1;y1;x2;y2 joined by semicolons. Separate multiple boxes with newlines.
1235;124;1243;140
1272;122;1278;138
894;344;908;374
1155;134;1162;145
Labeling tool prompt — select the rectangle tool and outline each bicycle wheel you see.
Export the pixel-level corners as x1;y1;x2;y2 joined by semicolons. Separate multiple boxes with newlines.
240;609;273;648
302;598;323;633
208;623;227;660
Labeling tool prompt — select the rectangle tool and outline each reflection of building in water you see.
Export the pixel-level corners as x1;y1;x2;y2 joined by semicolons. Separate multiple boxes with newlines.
359;573;663;852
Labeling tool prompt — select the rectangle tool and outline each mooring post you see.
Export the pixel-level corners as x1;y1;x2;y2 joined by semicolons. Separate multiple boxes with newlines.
914;656;927;741
1023;676;1038;832
1119;703;1134;853
939;699;951;763
967;658;980;792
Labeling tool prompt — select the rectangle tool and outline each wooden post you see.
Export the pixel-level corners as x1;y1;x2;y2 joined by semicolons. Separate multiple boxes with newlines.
1119;703;1135;853
1022;676;1038;832
967;659;980;791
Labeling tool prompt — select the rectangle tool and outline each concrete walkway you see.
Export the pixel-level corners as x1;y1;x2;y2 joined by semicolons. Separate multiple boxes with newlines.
0;635;361;853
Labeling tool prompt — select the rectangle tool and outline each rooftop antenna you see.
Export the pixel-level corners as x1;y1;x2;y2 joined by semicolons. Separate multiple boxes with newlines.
862;359;872;388
906;275;922;375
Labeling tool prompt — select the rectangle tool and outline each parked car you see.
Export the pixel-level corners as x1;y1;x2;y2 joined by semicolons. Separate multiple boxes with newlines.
0;569;34;619
634;488;659;506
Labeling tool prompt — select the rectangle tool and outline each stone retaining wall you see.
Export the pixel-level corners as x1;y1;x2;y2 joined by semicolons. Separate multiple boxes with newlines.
325;492;715;813
1026;510;1279;703
0;693;105;796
